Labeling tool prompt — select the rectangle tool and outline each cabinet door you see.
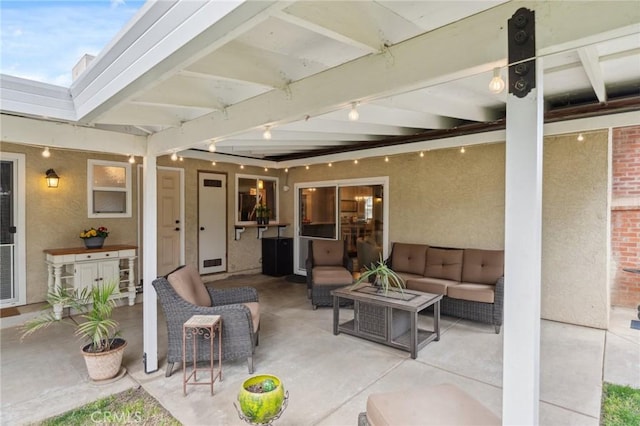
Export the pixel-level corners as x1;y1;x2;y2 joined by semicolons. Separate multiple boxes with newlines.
99;260;121;293
74;262;99;291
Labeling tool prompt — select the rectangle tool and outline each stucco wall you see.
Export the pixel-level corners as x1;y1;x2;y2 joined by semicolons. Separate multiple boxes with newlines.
541;132;609;328
4;131;611;328
155;156;283;275
1;142;139;304
286;134;610;328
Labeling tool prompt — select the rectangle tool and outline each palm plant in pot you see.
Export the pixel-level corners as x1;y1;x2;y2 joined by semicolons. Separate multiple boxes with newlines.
353;254;405;294
21;281;127;381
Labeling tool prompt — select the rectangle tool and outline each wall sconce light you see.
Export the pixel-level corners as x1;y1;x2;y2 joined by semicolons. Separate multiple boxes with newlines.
488;67;506;94
45;169;59;188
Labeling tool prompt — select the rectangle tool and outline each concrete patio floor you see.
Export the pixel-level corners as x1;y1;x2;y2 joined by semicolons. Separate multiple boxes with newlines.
1;274;638;425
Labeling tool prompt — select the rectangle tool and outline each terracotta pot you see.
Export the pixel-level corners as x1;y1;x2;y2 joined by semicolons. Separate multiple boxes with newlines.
82;338;126;381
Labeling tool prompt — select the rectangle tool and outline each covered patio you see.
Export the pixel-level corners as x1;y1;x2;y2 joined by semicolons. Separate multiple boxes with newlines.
1;274;638;425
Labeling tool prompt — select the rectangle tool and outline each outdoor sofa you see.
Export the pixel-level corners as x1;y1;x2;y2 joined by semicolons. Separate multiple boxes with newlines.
387;242;504;333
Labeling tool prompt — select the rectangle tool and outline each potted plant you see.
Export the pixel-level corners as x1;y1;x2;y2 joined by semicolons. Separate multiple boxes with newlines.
255;204;265;225
262;205;271;225
353;254;405;294
21;281;127;381
79;226;109;249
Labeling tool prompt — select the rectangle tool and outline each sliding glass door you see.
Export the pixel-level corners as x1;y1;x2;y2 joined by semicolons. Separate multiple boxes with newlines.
294;177;388;275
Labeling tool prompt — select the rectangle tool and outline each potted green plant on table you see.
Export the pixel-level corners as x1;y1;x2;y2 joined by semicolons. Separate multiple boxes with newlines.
353;254;405;295
21;281;127;382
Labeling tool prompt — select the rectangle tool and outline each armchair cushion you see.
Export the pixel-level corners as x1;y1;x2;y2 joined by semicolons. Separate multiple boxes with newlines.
313;266;353;285
243;302;260;332
313;240;346;266
166;265;212;307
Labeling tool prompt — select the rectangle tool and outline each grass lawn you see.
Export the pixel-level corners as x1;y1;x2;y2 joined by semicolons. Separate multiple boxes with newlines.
601;383;640;426
36;386;180;426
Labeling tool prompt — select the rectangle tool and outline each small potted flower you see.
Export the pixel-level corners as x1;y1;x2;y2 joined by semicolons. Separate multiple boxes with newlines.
80;226;109;249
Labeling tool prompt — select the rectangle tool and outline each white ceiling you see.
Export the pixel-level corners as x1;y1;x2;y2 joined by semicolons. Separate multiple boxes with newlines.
1;0;639;166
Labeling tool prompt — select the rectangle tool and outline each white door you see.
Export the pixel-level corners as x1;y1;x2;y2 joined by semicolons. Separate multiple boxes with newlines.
0;153;26;307
157;169;182;276
198;172;227;274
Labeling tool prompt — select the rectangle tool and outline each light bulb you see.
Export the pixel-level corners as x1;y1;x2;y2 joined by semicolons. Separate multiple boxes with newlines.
348;103;359;121
212;161;216;166
264;167;268;172
305;165;309;170
354;159;358;164
179;156;184;161
285;168;289;173
577;133;584;142
328;163;332;167
128;155;135;164
208;142;216;152
385;156;389;162
460;146;466;153
42;147;51;158
170;152;178;161
489;67;505;94
263;126;272;140
420;151;424;158
240;164;244;169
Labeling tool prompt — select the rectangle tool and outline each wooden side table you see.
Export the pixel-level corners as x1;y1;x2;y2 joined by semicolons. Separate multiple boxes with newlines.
183;315;222;395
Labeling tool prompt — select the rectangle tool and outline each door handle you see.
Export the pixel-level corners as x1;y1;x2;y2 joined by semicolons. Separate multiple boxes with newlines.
200;227;205;231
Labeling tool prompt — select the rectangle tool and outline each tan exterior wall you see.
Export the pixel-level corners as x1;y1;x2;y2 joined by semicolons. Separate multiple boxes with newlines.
3;130;611;328
286;133;609;328
541;131;609;328
1;143;139;304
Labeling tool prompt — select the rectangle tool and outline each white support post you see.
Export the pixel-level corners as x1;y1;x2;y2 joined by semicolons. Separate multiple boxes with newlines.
142;155;159;373
503;58;544;424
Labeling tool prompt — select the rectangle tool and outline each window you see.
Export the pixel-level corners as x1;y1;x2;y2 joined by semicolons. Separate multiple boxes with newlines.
87;160;132;218
236;174;278;224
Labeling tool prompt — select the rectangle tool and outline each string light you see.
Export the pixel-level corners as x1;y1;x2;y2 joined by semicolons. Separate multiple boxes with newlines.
419;151;424;158
460;146;466;153
42;147;51;158
171;152;178;161
354;159;358;164
577;133;584;142
208;142;216;152
240;164;245;169
348;102;359;121
489;67;505;94
328;163;332;167
264;167;268;172
285;168;289;173
179;156;184;162
212;161;216;166
305;165;309;170
128;155;135;164
263;126;272;140
385;156;389;162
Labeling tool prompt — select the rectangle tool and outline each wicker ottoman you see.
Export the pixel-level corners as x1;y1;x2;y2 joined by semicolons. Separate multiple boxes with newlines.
359;383;500;426
311;267;354;309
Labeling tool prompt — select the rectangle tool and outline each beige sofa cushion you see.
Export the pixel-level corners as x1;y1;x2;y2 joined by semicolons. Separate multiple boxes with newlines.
366;383;500;426
448;283;495;303
391;243;428;275
462;249;504;284
313;240;344;266
166;265;212;307
406;276;456;295
313;266;353;285
424;247;463;282
242;301;260;332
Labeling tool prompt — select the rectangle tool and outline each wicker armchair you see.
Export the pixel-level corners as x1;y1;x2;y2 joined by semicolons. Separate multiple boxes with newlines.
152;265;260;376
305;239;354;309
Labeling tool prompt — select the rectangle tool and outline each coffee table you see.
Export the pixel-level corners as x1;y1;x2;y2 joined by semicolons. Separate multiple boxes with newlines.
332;284;442;359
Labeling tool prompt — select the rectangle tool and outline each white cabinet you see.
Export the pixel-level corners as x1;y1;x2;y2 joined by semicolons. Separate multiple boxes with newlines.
44;245;137;319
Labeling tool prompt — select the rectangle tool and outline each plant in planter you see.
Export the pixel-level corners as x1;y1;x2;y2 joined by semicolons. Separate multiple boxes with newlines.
79;226;109;249
21;281;127;381
353;254;405;295
255;204;265;225
236;374;288;424
262;206;271;225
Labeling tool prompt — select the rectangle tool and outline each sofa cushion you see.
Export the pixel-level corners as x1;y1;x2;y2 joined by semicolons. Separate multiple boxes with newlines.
447;283;495;303
313;240;344;266
391;243;428;276
313;266;353;285
462;249;504;284
424;247;463;282
166;265;212;307
395;271;423;283
365;383;500;426
242;301;260;332
406;277;457;295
